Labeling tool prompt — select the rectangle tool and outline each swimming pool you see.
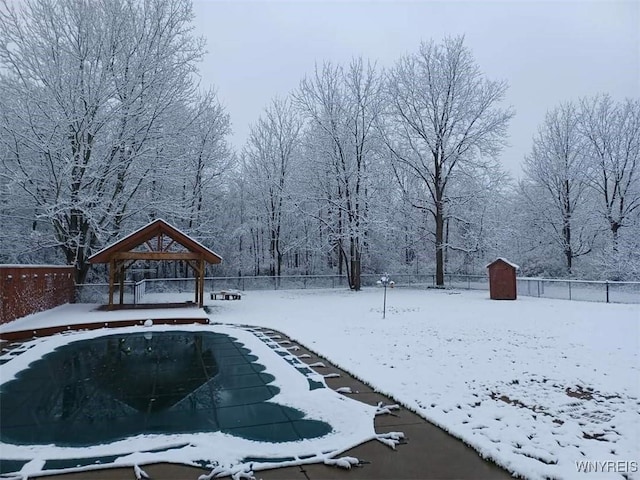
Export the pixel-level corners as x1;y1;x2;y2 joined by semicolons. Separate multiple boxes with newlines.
0;324;378;477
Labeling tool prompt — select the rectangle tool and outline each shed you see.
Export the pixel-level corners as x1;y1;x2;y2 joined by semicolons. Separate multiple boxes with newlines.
486;258;519;300
88;219;222;309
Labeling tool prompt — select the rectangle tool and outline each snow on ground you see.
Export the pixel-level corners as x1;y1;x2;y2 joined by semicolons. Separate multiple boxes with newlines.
1;287;638;479
204;287;639;480
0;302;208;334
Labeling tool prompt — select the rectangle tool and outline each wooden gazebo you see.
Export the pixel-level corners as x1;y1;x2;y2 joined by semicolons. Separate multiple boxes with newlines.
88;219;222;309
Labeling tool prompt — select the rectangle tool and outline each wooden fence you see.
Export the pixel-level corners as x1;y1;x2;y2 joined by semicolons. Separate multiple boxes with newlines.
0;265;75;325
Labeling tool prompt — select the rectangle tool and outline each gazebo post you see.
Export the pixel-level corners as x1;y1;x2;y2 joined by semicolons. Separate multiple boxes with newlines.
194;267;199;304
108;258;115;309
118;261;125;305
199;258;205;307
188;259;199;305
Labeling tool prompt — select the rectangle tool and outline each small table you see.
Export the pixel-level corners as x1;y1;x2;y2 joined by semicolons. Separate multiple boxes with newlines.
211;290;242;300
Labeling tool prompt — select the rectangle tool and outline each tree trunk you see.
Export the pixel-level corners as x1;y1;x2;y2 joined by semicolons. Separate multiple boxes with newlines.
349;236;361;290
350;257;361;291
269;231;276;277
611;221;620;254
563;216;573;274
435;200;445;286
339;244;351;287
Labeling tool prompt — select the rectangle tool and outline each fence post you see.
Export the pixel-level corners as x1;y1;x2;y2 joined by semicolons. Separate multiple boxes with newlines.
606;281;609;303
568;281;572;301
537;280;541;297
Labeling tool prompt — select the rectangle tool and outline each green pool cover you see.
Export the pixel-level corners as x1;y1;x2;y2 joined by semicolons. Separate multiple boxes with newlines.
0;331;331;449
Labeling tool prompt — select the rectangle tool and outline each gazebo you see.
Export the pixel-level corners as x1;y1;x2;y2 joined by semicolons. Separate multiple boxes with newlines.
88;219;222;309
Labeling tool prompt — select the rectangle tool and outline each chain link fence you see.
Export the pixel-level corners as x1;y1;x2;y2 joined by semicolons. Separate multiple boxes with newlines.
516;277;640;304
76;274;639;305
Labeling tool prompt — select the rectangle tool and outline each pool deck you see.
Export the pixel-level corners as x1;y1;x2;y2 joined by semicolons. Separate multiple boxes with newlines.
0;303;209;341
1;308;514;479
22;329;514;480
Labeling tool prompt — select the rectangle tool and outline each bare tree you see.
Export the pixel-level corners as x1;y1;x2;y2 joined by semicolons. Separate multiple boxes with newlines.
522;102;595;274
294;58;384;290
579;95;640;253
243;97;302;279
182;89;233;233
442;162;510;274
383;36;514;286
0;0;204;283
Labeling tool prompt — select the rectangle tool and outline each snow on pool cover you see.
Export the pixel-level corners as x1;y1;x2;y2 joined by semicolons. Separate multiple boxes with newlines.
0;324;394;478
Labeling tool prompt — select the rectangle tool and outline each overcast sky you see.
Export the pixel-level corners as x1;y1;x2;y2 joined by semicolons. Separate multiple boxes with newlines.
192;0;639;178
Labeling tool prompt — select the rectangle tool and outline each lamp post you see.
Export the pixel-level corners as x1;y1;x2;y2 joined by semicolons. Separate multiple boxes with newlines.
376;273;393;319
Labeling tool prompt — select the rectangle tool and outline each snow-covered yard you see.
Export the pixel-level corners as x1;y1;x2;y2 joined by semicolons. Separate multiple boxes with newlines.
209;287;639;480
1;287;638;479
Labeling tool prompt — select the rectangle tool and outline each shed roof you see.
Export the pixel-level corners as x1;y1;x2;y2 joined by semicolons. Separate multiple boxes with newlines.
88;218;222;264
485;257;520;270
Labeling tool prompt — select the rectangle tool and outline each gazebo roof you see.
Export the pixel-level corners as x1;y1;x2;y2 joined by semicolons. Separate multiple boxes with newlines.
88;218;222;264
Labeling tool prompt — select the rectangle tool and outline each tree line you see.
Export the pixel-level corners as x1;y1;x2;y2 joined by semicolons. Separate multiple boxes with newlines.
1;0;638;287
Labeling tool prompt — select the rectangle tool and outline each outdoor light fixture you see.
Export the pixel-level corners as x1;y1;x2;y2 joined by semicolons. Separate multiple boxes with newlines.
376;273;393;319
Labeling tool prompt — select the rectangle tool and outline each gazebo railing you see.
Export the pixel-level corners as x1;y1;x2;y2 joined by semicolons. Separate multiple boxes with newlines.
76;282;136;304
